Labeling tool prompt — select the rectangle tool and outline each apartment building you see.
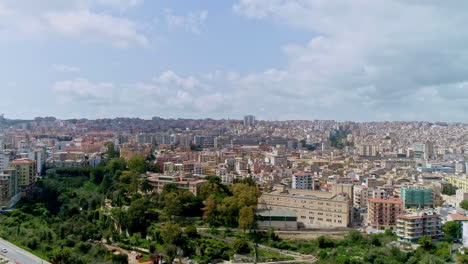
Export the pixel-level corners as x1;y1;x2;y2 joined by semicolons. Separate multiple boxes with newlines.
0;169;20;209
8;159;36;194
0;151;9;172
120;144;152;161
447;175;468;191
292;173;320;190
367;198;404;231
257;186;351;228
358;145;378;157
396;210;442;243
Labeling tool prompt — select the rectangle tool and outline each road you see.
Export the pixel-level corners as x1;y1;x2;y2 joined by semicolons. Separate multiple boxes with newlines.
0;238;51;264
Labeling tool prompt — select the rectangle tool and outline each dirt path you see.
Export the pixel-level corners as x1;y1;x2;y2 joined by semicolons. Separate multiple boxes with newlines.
104;244;152;264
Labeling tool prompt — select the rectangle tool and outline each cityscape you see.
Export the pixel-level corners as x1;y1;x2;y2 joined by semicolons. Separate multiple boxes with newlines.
0;115;467;263
2;0;468;264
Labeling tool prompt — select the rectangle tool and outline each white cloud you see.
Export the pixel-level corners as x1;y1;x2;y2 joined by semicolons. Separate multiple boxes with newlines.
53;64;81;73
94;0;144;10
228;0;468;121
44;10;147;47
0;1;147;46
164;9;208;34
44;1;468;121
155;71;204;90
54;78;115;104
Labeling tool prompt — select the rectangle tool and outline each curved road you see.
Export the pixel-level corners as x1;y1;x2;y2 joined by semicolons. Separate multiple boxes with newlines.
0;238;50;264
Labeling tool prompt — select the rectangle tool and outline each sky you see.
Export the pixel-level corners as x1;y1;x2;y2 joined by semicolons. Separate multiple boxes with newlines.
1;0;468;122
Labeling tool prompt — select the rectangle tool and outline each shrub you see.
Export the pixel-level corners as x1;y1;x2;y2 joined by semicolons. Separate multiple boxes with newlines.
232;238;250;254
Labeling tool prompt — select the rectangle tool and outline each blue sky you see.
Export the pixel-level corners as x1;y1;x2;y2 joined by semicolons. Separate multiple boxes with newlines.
1;0;468;121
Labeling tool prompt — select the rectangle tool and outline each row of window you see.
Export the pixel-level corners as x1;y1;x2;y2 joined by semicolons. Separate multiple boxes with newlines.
299;216;343;223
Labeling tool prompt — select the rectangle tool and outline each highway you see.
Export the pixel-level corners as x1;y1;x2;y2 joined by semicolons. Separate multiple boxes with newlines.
0;237;51;264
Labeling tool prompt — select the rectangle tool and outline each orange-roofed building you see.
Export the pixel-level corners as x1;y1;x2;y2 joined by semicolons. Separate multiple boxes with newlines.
367;197;404;231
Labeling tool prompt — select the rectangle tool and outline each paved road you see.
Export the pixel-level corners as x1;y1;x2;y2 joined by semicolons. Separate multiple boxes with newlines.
0;238;50;264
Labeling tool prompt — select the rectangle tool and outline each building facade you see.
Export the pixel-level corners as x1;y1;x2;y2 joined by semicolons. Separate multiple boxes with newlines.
8;159;36;194
447;175;468;191
367;198;404;231
146;173;207;195
292;173;320;190
396;210;442;243
258;186;351;228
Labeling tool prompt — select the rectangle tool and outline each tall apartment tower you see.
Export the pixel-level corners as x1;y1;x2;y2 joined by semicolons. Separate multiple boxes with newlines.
244;115;256;127
358;145;378;157
424;141;434;160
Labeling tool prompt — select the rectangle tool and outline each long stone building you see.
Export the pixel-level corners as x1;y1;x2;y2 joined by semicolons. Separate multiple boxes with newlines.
257;185;351;228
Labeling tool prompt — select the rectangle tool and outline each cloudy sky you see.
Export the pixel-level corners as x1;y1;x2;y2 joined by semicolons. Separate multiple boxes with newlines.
1;0;468;121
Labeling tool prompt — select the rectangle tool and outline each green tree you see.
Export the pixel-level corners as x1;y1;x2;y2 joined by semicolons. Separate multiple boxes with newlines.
140;177;152;193
460;200;468;210
105;142;119;158
239;206;255;231
126;197;158;236
161;222;183;245
418;236;434;251
162;183;178;194
127;155;147;174
163;192;184;217
442;184;458;195
106;157;126;174
48;248;72;264
203;195;218;226
442;221;460;242
90;167;105;184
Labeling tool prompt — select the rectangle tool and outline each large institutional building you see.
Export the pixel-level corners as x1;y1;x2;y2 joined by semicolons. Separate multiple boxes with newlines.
257;186;351;228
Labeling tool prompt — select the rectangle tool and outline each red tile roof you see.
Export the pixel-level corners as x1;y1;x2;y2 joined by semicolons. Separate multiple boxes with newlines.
10;159;34;165
449;213;468;221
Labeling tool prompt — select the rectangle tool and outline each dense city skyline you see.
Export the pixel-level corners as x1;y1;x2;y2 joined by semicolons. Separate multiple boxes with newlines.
2;0;468;121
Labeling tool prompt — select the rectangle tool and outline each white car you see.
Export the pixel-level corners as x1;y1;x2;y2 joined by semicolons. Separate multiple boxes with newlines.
1;248;7;253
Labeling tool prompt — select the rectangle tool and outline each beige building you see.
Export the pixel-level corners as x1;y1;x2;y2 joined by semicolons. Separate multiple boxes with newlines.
146;173;207;195
396;209;442;243
358;145;378;157
455;189;468;207
257;186;351;228
8;159;36;193
447;175;468;191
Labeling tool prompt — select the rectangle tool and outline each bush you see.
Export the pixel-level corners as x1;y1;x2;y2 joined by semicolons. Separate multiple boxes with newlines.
418;236;434;251
185;225;199;239
232;238;250;254
76;242;92;253
112;253;128;264
317;236;335;249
